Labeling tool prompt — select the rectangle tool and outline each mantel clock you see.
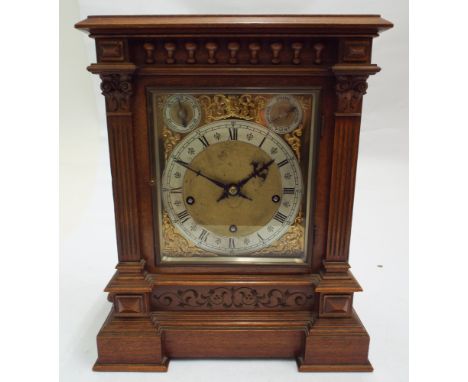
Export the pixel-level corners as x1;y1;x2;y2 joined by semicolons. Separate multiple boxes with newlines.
75;15;393;372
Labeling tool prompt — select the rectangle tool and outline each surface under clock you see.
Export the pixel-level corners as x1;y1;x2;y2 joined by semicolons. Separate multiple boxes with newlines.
149;89;320;264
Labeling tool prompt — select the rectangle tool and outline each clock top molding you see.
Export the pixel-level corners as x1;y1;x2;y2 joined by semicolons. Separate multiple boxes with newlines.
76;15;392;74
75;14;392;34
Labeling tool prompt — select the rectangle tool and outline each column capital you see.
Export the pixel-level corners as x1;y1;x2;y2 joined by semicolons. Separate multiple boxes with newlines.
87;63;137;113
335;75;369;113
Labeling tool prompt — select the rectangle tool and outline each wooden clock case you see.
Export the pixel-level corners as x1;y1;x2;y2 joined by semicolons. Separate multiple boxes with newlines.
75;15;393;372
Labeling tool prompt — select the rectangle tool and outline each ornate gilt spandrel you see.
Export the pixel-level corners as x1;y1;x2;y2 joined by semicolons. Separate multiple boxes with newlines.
198;94;267;123
161;211;210;256
255;210;305;257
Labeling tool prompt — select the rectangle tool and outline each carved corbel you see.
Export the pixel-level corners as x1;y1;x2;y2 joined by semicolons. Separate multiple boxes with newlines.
99;72;134;113
335;75;369;113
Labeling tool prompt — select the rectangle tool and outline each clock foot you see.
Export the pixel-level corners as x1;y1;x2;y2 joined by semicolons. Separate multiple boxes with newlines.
296;359;373;372
93;310;169;372
297;309;373;372
93;359;169;372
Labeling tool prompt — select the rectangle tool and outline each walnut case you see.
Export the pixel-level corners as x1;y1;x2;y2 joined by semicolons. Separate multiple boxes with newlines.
75;15;393;372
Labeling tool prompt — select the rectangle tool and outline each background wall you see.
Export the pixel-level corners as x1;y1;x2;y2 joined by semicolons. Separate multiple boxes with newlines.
60;1;408;381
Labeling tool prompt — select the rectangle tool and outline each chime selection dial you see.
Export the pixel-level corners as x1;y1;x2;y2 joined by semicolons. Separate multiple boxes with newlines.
163;94;202;133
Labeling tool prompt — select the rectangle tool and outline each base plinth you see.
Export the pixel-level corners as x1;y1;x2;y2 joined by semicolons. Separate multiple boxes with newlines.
93;308;372;373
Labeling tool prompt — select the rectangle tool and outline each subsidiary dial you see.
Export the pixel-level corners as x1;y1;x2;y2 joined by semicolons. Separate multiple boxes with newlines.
265;94;303;134
163;94;202;133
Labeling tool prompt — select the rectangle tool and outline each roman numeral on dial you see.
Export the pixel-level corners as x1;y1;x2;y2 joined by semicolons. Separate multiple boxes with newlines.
177;210;190;223
198;135;210;147
170;187;183;194
283;187;295;195
228;238;235;248
277;159;289;168
229;127;238;140
273;211;288;224
198;229;208;242
258;136;266;148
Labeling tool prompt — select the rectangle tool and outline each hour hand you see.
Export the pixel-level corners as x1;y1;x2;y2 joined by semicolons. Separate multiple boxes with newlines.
237;159;275;188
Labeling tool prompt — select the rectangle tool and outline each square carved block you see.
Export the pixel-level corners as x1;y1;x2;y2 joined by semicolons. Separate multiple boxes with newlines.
341;39;371;63
114;294;146;315
320;294;353;317
97;39;125;62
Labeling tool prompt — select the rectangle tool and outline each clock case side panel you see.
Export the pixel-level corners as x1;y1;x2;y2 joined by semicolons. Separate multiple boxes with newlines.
141;82;326;274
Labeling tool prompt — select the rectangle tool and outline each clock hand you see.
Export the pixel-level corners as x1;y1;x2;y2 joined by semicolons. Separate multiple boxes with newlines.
237;159;275;188
175;159;226;190
217;160;274;202
177;98;188;127
238;190;253;201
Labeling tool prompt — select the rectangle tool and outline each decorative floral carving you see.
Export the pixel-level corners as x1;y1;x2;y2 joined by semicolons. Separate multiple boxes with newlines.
335;75;368;113
100;73;133;112
153;286;314;309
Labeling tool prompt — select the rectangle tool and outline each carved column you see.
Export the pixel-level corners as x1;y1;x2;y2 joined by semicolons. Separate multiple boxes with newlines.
324;73;369;277
301;67;378;370
90;65;141;263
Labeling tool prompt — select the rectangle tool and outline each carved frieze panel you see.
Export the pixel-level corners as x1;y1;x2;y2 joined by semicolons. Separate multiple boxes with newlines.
319;294;353;317
152;286;315;310
97;39;126;62
341;39;371;63
114;294;147;315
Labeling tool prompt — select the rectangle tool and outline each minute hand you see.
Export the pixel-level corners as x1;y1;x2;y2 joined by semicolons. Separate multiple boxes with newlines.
175;159;226;189
237;159;275;188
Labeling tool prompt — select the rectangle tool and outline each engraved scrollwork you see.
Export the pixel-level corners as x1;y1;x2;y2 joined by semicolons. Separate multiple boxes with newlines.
161;126;182;160
161;211;208;255
153;286;314;309
255;210;304;256
198;94;267;123
284;124;303;161
100;73;133;112
335;75;368;113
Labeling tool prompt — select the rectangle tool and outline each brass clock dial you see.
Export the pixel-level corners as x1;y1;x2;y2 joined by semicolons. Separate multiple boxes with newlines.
163;94;202;133
162;119;303;255
265;94;303;134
